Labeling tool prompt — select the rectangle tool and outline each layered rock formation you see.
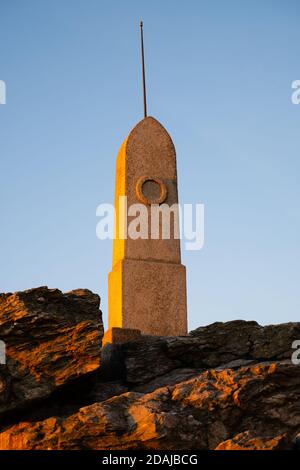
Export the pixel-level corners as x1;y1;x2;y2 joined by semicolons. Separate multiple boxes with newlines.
0;287;299;450
0;287;103;416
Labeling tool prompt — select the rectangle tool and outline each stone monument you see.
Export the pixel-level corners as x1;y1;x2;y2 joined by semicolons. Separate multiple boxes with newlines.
103;23;187;344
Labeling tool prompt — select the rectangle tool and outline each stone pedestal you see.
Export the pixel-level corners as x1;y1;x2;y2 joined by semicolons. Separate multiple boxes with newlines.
102;326;141;347
109;258;187;336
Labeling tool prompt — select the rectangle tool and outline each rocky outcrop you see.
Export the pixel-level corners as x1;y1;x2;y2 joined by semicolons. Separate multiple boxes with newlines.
0;289;299;450
1;361;299;450
121;320;300;387
0;287;103;417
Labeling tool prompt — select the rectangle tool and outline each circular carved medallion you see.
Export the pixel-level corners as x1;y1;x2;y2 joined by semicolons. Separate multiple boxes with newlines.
136;176;167;205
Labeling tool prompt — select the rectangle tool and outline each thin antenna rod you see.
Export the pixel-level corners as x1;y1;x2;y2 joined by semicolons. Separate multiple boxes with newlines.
140;21;147;118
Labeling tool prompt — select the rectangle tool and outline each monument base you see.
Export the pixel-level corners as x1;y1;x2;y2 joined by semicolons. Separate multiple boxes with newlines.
108;258;188;336
102;327;141;347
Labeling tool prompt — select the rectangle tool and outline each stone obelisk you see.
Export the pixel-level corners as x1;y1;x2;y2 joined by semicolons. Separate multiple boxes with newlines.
104;22;187;343
106;116;187;339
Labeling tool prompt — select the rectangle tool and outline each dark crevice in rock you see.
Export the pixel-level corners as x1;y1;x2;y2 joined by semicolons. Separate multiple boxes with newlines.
0;369;99;430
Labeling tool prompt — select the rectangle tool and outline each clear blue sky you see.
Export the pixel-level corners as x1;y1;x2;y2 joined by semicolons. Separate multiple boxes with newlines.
1;0;299;330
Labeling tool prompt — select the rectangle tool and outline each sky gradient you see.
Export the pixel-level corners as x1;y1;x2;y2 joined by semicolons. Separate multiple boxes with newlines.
1;0;299;330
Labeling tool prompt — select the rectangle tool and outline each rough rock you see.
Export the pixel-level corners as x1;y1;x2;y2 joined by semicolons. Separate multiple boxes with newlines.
0;287;103;417
215;431;289;450
1;362;300;450
122;320;300;385
0;290;300;450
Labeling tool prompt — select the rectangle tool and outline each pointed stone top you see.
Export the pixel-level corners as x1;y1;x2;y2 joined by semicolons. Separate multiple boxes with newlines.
124;116;176;158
